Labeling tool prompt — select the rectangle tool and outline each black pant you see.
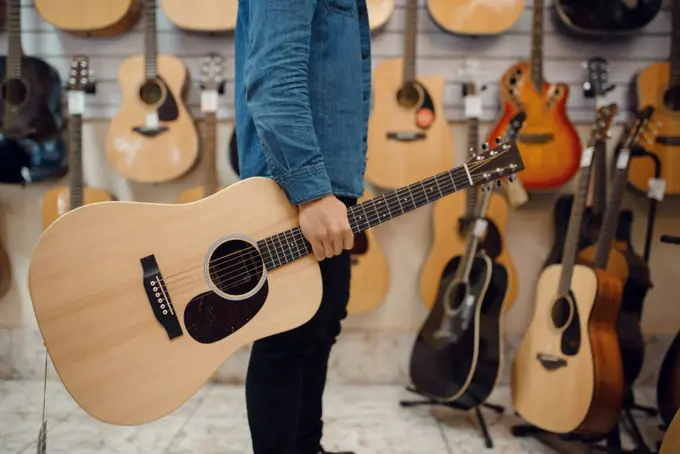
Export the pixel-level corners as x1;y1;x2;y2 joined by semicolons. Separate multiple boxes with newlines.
245;243;352;454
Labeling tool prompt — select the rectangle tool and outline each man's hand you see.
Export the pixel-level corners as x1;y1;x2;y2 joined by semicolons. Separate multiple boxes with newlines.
299;195;354;261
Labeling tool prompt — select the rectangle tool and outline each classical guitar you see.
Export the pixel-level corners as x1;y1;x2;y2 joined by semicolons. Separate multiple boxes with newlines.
661;409;680;454
105;0;199;184
426;0;524;36
364;0;455;189
578;107;655;394
553;0;662;38
42;57;116;231
487;0;581;192
420;82;519;313
512;104;624;437
0;0;67;185
346;187;390;315
367;0;395;31
160;0;238;32
35;0;141;36
177;54;226;203
28;140;524;425
410;176;508;406
658;330;680;429
628;1;680;195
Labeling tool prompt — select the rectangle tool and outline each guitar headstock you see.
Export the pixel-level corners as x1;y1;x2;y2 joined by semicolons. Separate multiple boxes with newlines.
67;56;96;94
583;57;615;99
200;53;226;94
587;103;619;146
623;105;657;150
466;139;525;187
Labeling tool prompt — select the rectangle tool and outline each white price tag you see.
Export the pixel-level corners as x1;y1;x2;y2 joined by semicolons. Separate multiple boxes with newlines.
201;90;219;113
472;218;488;238
145;112;159;129
616;150;630;169
68;91;85;115
464;95;483;118
648;178;666;201
580;147;594;167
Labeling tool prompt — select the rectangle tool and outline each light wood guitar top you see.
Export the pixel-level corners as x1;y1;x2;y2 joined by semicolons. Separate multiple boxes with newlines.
160;0;238;32
35;0;140;35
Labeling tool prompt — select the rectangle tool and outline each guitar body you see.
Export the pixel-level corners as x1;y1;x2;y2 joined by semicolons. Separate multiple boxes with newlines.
365;59;454;189
160;0;238;32
176;186;227;204
410;253;508;406
488;62;581;191
512;264;624;435
553;0;662;38
367;0;394;31
658;330;680;428
29;177;324;425
106;55;199;183
34;0;141;36
347;189;389;315
419;190;516;312
661;410;680;454
41;186;116;230
0;56;67;185
628;63;680;195
426;0;524;35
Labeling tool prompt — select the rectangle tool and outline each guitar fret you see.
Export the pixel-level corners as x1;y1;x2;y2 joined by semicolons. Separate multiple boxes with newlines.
144;0;158;80
530;0;545;91
69;114;84;210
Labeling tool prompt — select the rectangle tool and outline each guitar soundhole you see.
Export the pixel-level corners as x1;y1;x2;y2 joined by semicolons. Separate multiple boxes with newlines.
139;80;164;106
207;239;264;298
1;79;27;107
397;83;419;108
551;297;572;329
663;86;680;112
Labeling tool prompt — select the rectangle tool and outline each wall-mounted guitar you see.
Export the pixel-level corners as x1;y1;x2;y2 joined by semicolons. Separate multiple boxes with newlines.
28;138;524;426
628;0;680;196
35;0;141;36
426;0;524;36
364;0;455;189
367;0;395;31
177;54;226;204
106;0;198;184
42;57;115;230
419;82;521;314
512;104;624;437
487;0;581;192
0;0;67;186
160;0;238;32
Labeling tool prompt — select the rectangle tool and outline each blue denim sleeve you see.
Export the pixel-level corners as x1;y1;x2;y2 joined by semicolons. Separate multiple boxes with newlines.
243;0;333;206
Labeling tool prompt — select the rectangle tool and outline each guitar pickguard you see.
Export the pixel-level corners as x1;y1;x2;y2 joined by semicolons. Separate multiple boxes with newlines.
157;76;179;122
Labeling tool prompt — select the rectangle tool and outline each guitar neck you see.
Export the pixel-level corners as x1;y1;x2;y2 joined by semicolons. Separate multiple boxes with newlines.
671;0;680;87
144;0;158;80
69;114;84;210
530;0;545;91
402;0;418;84
588;96;608;215
465;117;480;217
456;185;494;283
7;0;23;80
202;112;219;196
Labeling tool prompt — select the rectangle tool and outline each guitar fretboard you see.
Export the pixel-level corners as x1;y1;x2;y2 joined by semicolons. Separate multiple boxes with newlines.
530;0;545;91
7;0;22;80
465;117;480;217
69;114;84;210
144;0;158;80
202;112;218;197
402;0;418;84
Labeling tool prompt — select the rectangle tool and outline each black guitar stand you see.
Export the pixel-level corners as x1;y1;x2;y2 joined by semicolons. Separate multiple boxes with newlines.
629;146;663;264
399;386;504;449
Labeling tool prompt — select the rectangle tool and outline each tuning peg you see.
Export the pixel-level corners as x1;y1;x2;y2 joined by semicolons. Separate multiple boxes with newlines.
508;174;516;183
496;180;502;188
481;143;489;151
495;136;501;144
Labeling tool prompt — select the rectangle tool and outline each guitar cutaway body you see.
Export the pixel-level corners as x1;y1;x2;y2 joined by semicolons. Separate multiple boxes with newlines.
512;264;624;436
41;186;116;230
426;0;524;36
629;63;680;195
488;62;582;191
35;0;141;36
106;55;199;183
419;190;516;312
365;58;455;189
160;0;238;32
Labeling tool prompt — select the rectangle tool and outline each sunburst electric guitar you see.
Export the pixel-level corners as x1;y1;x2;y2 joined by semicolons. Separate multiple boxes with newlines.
512;104;624;437
487;0;581;191
28;140;524;426
106;0;198;183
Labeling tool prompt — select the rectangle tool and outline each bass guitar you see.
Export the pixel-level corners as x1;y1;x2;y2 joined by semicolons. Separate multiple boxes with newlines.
553;0;662;39
35;0;141;36
367;0;395;31
628;0;680;195
512;104;624;437
658;330;680;429
160;0;238;32
487;0;581;192
426;0;524;36
419;82;520;313
28;140;524;426
0;0;67;185
364;0;455;189
106;0;199;184
42;57;115;230
176;54;226;203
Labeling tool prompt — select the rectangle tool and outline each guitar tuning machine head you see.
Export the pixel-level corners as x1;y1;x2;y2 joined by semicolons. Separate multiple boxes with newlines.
495;136;501;144
495;180;502;188
481;142;489;151
469;147;476;157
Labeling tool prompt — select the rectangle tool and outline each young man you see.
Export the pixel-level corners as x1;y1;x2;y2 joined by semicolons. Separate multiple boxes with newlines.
233;1;372;453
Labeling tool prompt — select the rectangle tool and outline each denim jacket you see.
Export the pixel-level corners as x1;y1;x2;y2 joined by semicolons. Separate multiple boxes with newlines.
234;0;371;205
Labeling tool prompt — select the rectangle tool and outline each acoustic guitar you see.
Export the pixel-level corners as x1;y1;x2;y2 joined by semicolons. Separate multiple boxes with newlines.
28;140;524;426
419;82;519;313
661;409;680;454
346;188;389;315
367;0;394;31
0;0;67;186
160;0;238;32
409;176;509;406
364;0;455;189
658;330;680;429
176;54;226;203
553;0;662;39
628;1;680;196
426;0;524;36
42;57;115;230
487;0;581;192
35;0;141;36
512;104;624;437
106;0;198;184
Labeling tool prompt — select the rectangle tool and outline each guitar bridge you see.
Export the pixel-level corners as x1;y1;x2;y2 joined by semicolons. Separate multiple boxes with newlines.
133;126;169;138
536;353;567;371
518;132;554;144
140;254;183;340
386;132;426;142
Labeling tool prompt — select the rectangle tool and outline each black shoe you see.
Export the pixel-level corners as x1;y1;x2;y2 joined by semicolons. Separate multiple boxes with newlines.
318;447;354;454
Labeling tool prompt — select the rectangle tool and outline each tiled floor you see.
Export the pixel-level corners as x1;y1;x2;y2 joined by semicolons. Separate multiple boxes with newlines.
0;380;667;454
